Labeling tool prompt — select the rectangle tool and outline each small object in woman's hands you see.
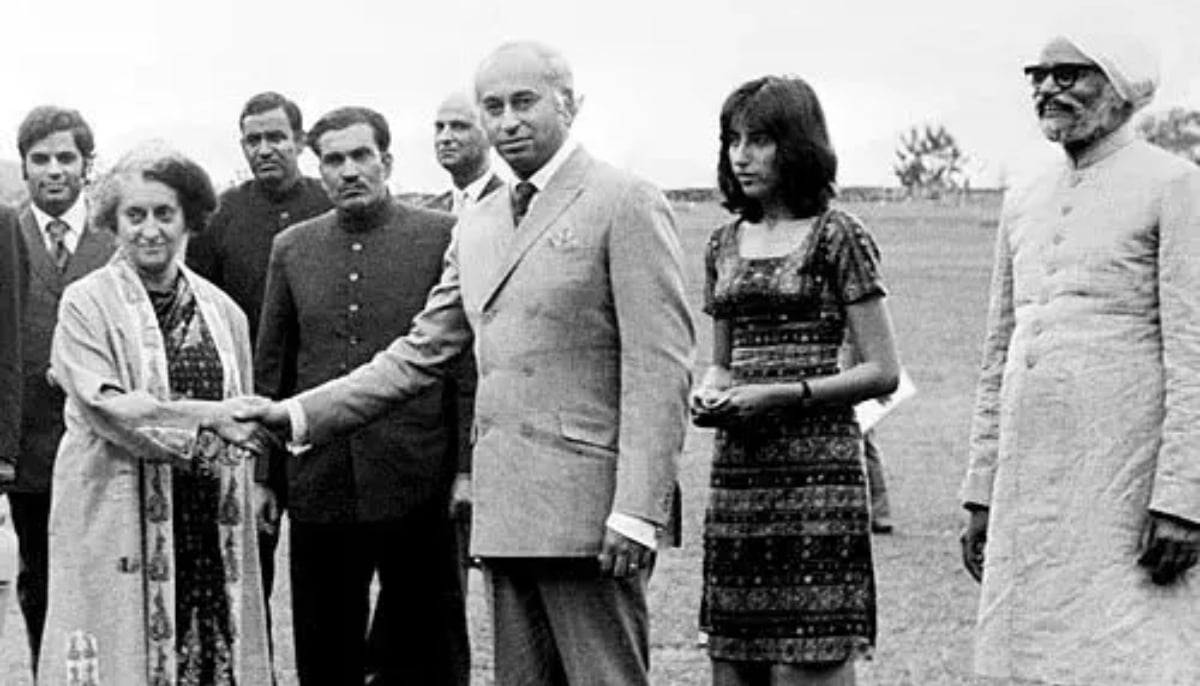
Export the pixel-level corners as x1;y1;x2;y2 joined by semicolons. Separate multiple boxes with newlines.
691;388;729;428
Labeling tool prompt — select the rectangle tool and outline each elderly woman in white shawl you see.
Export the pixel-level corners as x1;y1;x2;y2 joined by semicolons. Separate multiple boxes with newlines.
959;30;1200;686
40;143;273;686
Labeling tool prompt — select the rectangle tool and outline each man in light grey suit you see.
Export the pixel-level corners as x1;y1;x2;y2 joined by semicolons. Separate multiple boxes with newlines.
238;40;694;685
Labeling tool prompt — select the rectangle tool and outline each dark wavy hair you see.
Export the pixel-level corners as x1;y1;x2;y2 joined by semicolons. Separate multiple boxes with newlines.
717;76;837;221
17;105;95;160
307;107;390;157
240;91;304;133
91;143;218;235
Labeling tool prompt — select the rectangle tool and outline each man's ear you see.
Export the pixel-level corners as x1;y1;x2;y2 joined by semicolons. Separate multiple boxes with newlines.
559;91;584;127
382;151;394;179
82;157;94;183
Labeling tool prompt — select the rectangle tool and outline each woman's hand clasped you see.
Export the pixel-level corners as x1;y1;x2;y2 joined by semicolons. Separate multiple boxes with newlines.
692;384;787;428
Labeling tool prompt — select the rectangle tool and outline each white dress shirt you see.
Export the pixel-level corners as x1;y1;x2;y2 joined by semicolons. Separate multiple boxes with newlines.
31;198;87;255
451;170;499;216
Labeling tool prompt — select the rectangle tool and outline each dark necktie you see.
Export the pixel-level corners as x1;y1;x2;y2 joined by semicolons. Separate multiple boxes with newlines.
46;219;70;272
511;181;537;227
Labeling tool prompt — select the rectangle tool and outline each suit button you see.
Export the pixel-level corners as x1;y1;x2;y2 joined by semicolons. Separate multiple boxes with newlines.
350;337;360;346
351;242;363;252
349;272;360;282
349;303;360;313
1052;233;1064;245
1060;205;1072;216
1026;353;1037;369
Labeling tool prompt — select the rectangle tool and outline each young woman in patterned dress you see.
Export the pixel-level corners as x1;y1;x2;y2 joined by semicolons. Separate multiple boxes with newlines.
691;76;901;686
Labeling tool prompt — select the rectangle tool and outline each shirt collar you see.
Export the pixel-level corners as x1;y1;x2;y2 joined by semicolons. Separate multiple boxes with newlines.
460;169;496;203
524;135;579;192
1068;121;1137;170
32;197;87;236
32;198;87;253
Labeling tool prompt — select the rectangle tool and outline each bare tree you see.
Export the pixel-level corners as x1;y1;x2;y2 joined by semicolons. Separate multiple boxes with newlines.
1139;108;1200;165
893;124;969;199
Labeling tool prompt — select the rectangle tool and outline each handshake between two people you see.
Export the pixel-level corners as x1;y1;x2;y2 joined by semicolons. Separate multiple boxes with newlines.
205;395;293;452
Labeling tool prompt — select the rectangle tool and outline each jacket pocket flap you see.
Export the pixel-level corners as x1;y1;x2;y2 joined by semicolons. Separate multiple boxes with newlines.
558;411;617;451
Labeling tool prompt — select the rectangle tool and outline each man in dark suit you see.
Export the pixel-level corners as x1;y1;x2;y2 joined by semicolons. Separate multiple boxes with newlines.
2;106;115;672
239;42;694;686
185;92;332;661
255;106;473;686
426;92;503;215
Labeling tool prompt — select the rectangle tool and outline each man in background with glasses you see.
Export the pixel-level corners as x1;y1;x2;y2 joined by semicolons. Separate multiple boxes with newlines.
960;31;1200;685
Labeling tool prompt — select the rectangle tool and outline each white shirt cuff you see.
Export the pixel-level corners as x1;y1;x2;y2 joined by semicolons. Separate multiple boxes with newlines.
606;512;659;550
284;398;311;455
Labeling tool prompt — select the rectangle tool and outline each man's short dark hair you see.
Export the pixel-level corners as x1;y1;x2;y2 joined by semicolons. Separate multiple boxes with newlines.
240;92;304;133
307;107;390;157
17;106;95;160
717;76;838;221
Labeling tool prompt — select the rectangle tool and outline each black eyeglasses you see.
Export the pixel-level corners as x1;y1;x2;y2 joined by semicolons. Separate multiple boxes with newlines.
1023;63;1100;90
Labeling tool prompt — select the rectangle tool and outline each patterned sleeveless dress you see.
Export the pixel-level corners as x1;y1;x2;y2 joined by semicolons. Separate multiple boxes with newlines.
699;207;886;665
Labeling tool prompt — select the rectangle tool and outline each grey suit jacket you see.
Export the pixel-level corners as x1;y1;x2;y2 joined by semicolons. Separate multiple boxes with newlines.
299;147;695;556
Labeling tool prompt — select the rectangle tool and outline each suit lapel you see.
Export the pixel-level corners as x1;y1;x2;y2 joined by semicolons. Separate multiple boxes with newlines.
18;207;63;294
479;173;504;202
480;148;591;311
66;223;115;279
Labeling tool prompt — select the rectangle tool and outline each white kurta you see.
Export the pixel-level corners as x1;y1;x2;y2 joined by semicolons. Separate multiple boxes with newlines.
40;256;270;686
963;125;1200;685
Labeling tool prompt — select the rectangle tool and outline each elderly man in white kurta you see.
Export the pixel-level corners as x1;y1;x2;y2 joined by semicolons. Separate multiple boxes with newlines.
960;32;1200;686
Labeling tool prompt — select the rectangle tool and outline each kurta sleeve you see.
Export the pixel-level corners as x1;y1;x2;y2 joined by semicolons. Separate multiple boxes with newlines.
51;286;226;464
607;181;696;527
445;347;477;475
1148;166;1200;523
962;209;1016;507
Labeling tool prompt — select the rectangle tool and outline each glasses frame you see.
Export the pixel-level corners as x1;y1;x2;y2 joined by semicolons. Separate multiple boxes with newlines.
1023;63;1101;91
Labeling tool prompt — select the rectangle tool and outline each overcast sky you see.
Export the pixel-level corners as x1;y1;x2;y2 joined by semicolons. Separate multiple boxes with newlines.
3;0;1198;192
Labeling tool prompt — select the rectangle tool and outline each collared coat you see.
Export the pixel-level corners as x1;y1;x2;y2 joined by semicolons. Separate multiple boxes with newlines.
298;147;695;557
963;126;1200;685
39;257;270;685
255;200;473;523
424;172;505;214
